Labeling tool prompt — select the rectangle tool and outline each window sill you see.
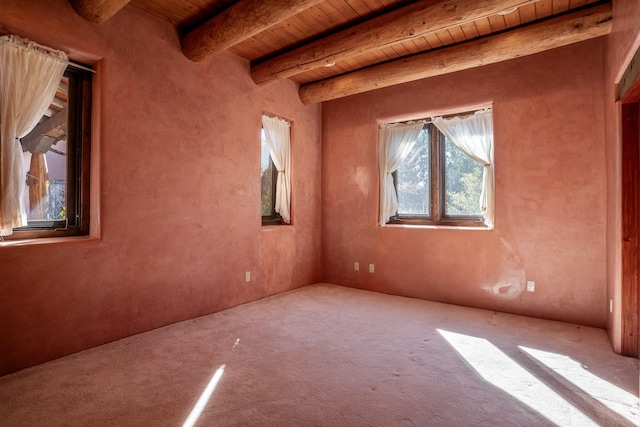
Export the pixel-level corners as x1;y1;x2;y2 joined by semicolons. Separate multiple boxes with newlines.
262;216;285;226
0;235;100;248
261;223;293;230
382;223;490;231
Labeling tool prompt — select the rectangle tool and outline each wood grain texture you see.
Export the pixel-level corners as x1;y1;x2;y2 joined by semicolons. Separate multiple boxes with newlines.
621;101;639;358
181;0;325;62
21;108;67;153
68;0;131;23
299;2;612;104
619;45;640;102
251;0;537;84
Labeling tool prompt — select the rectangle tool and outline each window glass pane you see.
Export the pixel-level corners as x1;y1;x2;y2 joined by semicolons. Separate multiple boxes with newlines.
20;75;68;224
260;129;275;217
444;137;483;217
396;127;430;216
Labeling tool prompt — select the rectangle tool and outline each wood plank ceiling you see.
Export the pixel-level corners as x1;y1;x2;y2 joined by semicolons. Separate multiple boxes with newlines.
69;0;611;103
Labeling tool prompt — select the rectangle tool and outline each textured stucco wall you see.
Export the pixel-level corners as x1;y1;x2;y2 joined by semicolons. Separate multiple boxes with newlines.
0;0;322;375
321;39;607;328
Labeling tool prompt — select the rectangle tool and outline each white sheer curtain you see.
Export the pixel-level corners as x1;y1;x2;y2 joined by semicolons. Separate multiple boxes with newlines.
433;109;494;228
378;122;424;226
262;115;291;224
0;35;68;236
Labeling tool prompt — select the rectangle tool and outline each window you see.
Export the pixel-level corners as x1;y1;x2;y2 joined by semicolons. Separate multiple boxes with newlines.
261;127;282;224
394;123;483;224
10;64;92;239
380;109;494;228
260;115;291;225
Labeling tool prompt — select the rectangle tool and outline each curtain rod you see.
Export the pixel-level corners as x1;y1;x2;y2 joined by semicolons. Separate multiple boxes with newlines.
0;32;96;74
380;107;492;128
68;61;96;74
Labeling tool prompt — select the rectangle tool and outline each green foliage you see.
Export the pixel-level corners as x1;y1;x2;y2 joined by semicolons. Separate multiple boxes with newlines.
444;139;483;216
261;167;274;216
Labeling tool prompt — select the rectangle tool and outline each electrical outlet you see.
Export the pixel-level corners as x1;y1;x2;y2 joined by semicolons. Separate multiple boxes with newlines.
609;298;613;313
354;262;360;271
526;281;535;292
369;264;375;273
245;271;251;282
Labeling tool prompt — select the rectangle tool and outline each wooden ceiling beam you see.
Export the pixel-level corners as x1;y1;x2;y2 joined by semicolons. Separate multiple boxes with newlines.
68;0;131;24
299;2;612;105
181;0;325;63
21;107;68;153
251;0;538;85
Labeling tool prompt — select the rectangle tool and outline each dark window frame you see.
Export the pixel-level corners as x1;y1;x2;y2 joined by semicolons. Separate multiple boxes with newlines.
7;65;92;240
390;122;484;227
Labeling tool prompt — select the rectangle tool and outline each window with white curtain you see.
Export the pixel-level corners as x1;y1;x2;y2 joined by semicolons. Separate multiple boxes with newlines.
380;109;494;228
261;114;291;225
0;34;93;240
10;65;92;239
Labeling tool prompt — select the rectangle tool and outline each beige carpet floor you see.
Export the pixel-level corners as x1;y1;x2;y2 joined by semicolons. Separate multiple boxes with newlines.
0;283;638;426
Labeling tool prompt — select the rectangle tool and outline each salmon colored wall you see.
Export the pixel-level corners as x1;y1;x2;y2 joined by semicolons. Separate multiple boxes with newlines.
604;0;640;353
0;0;322;375
322;39;607;328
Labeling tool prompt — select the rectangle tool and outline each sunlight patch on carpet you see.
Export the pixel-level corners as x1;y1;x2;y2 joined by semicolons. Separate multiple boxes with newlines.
438;329;596;426
520;346;640;425
183;364;226;427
